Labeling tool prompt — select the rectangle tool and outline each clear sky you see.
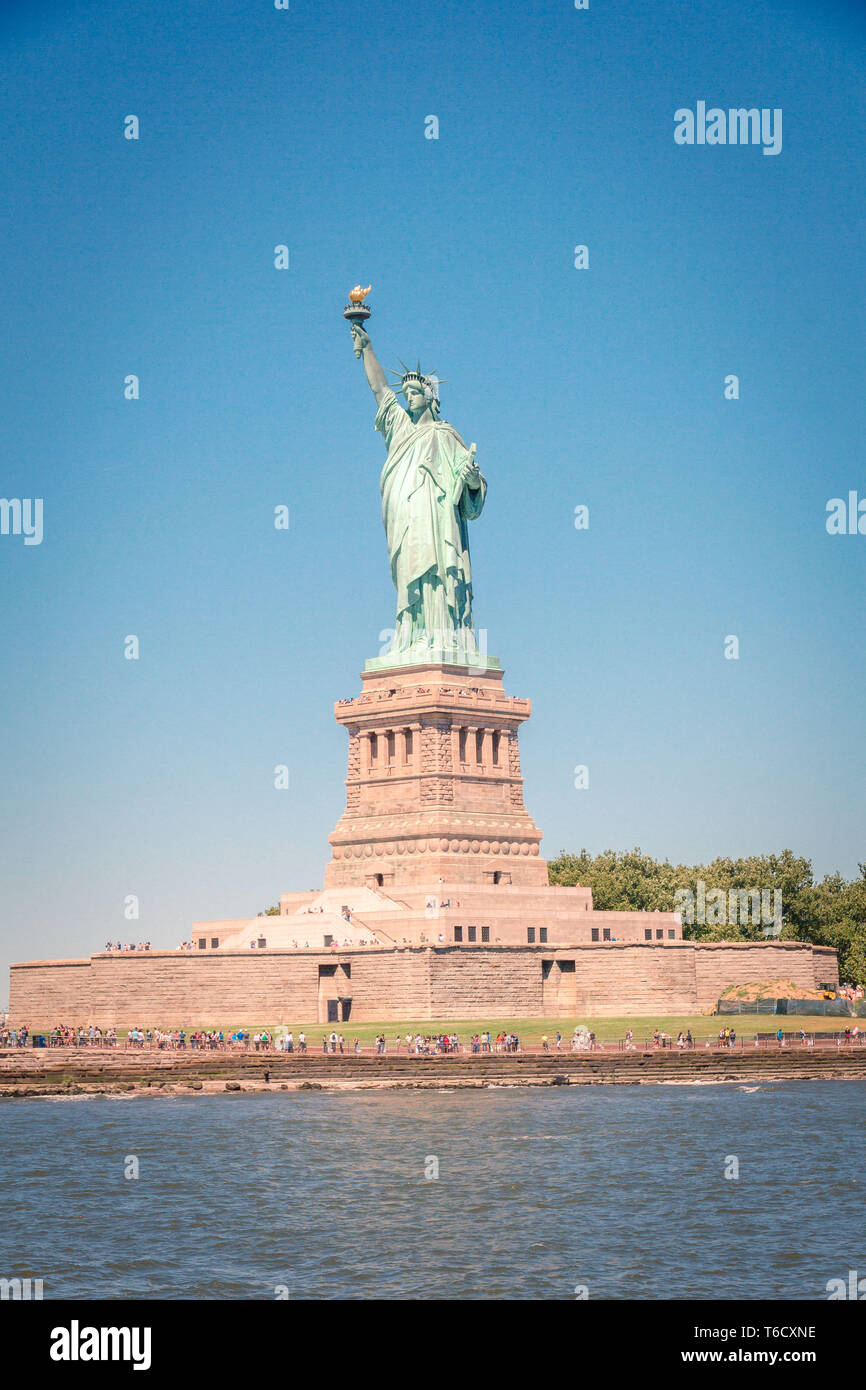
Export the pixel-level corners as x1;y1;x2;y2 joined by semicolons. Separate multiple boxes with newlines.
1;0;864;997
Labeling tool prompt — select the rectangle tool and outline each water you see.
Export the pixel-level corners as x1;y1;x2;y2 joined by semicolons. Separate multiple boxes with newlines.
0;1082;862;1299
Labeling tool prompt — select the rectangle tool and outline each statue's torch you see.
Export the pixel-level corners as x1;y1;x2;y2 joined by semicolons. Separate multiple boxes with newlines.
344;285;372;356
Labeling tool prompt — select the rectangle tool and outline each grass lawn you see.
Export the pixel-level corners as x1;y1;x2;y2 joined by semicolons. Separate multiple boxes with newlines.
22;1015;860;1047
249;1015;859;1046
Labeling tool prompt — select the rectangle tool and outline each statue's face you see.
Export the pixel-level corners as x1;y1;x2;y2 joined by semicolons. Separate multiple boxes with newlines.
404;382;431;420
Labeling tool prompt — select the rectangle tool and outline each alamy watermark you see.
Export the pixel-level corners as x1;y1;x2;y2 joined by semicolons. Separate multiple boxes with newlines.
1;1276;43;1300
674;882;782;936
674;103;782;156
0;498;43;545
50;1322;151;1370
826;1269;866;1300
826;492;866;535
377;626;489;660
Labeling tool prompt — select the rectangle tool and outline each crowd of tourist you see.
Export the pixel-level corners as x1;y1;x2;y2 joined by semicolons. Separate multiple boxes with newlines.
408;1032;464;1053
118;1028;281;1050
0;1025;290;1051
632;1028;699;1048
302;1031;474;1054
3;1020;864;1053
295;1029;600;1054
104;941;152;952
0;1025;120;1047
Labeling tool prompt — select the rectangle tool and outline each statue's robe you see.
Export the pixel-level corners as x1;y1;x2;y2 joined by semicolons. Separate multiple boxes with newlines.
374;388;485;658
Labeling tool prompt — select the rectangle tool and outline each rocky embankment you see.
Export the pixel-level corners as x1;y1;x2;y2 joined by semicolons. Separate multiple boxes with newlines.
1;1045;865;1096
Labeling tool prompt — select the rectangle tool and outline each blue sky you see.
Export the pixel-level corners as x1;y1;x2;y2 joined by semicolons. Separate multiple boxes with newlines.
1;0;864;995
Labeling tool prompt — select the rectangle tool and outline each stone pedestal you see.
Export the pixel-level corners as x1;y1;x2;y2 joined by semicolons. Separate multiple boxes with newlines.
325;662;548;889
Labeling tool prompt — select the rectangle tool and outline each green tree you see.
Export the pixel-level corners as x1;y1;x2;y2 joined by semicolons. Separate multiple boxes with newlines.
547;848;866;986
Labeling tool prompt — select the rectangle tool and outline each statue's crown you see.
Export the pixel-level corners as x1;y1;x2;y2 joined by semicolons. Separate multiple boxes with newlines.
389;359;447;403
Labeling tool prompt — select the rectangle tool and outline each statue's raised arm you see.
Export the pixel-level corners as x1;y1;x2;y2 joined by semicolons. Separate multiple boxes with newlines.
349;322;388;403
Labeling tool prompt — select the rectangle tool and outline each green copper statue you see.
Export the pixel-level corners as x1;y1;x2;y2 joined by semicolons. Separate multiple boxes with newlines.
347;297;496;670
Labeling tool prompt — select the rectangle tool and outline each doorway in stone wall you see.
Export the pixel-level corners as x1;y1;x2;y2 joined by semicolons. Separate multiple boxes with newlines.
557;960;577;1011
542;959;577;1013
319;964;337;1024
319;963;352;1023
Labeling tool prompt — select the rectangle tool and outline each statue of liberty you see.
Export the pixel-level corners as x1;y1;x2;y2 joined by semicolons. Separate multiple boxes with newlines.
348;307;494;669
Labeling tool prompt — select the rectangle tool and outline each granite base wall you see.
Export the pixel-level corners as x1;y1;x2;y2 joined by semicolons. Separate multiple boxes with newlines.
692;941;838;1011
9;940;838;1027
